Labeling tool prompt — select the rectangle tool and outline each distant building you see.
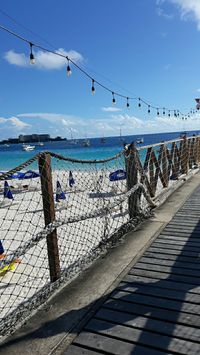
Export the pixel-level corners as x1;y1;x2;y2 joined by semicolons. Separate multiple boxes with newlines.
18;134;50;143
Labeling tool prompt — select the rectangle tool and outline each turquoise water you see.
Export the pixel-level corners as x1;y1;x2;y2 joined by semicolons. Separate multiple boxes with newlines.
0;130;199;171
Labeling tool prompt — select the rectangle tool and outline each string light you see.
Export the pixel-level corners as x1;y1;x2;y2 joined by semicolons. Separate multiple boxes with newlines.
126;97;130;108
29;42;35;64
91;79;95;94
157;108;159;116
0;23;194;118
112;92;116;105
66;57;72;77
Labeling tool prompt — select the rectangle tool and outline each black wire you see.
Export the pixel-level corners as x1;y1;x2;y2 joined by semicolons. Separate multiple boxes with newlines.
0;8;57;50
0;23;192;116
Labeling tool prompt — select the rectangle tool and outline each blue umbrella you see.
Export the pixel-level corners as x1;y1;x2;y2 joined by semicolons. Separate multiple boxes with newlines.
69;170;75;187
56;180;66;202
18;170;40;180
0;171;21;180
0;170;40;180
0;240;4;255
4;180;13;200
109;169;127;182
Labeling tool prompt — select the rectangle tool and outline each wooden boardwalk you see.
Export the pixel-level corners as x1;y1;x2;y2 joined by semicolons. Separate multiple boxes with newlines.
65;186;200;355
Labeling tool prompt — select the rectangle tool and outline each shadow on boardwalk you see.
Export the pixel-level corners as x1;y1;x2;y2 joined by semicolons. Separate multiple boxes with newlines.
1;192;200;354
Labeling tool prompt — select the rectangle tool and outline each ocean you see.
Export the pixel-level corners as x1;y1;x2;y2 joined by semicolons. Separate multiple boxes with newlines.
0;130;199;171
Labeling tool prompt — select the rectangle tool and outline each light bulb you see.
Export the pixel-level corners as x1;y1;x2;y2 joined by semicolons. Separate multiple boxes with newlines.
91;79;95;94
67;64;72;76
112;92;116;105
29;43;35;64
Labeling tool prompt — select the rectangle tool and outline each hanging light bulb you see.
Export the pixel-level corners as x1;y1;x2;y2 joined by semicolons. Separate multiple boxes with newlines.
168;111;171;117
174;110;177;117
29;42;35;64
91;79;95;94
157;108;159;116
126;97;130;108
138;98;141;107
148;105;151;114
163;108;165;115
112;92;116;105
66;57;72;76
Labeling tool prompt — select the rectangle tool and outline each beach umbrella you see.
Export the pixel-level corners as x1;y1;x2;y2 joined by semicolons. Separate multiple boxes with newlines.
0;240;4;255
109;169;127;182
3;180;13;200
56;180;66;202
0;171;21;180
18;170;40;180
69;170;75;187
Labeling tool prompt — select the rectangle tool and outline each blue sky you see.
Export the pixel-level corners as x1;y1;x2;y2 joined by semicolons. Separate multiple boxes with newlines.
1;0;200;140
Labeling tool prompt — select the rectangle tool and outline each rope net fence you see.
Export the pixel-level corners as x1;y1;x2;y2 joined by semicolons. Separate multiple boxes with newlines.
0;134;199;338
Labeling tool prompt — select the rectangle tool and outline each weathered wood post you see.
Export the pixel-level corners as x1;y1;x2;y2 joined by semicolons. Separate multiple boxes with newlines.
180;135;189;175
125;143;141;218
38;152;61;282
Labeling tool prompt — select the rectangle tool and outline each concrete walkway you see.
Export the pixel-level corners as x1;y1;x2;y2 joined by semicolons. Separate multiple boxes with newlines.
1;172;200;354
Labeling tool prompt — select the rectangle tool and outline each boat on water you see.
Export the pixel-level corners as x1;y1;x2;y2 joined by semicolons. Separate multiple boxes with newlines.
82;139;90;147
37;142;44;146
22;144;35;151
136;137;144;144
100;137;106;144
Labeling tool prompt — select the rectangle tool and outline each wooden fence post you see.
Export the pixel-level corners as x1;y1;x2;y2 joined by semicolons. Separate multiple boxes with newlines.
38;153;61;282
125;144;141;218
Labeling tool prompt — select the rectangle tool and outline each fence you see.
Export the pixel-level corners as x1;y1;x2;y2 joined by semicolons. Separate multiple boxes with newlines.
0;134;199;338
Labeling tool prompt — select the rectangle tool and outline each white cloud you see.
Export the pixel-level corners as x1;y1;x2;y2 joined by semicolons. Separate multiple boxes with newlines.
9;116;31;129
1;111;200;140
156;6;174;19
101;106;122;112
159;0;200;30
4;50;28;67
0;117;6;123
0;116;31;139
4;48;83;70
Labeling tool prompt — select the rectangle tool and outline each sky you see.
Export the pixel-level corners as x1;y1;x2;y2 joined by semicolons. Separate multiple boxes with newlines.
1;0;200;140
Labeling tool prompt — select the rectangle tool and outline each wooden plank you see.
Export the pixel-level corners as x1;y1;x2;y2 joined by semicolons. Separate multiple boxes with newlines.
84;318;200;354
161;230;200;238
74;330;165;355
133;262;200;277
153;241;200;251
64;345;101;355
122;274;200;294
164;224;200;231
154;239;200;248
148;246;200;257
129;267;200;285
116;282;200;304
159;234;200;242
144;251;200;264
95;307;200;343
104;298;200;328
139;256;200;271
111;290;200;315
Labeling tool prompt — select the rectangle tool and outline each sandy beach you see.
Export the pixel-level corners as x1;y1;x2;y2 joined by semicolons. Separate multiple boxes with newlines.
0;168;129;330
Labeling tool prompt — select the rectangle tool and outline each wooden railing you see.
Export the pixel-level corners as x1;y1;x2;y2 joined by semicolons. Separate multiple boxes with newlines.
125;135;200;203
